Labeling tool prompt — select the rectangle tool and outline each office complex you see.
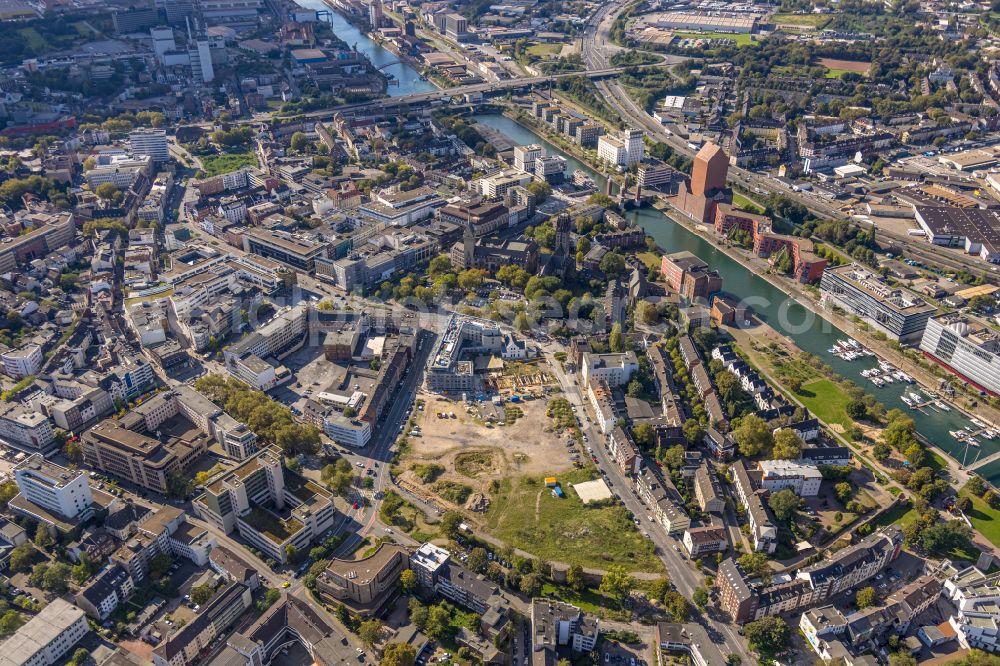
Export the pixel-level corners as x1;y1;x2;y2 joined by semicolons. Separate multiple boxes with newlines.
820;264;936;342
919;314;1000;396
193;449;336;564
129;128;169;162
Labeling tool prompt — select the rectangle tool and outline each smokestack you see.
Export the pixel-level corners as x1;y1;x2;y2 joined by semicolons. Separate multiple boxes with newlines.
605;177;613;197
635;184;642;202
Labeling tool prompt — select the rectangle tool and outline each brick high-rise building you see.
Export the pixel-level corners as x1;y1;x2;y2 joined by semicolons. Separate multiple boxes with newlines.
691;143;728;197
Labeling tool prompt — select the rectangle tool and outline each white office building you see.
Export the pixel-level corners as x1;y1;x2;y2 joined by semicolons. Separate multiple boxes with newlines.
1;344;42;380
14;454;94;520
513;144;544;173
598;129;644;167
0;598;89;666
130;128;169;162
919;314;1000;396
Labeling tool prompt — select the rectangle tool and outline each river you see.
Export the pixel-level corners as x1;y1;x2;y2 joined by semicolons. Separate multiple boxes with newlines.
297;0;437;96
293;3;993;481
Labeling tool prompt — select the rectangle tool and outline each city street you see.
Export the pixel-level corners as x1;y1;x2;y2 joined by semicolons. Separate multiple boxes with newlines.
537;341;754;664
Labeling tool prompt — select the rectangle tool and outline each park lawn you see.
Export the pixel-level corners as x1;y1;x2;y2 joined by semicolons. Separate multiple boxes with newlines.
201;151;258;177
485;471;665;573
960;490;1000;551
73;21;97;37
635;252;661;272
19;28;48;52
526;43;562;58
796;377;854;434
674;31;754;46
733;192;764;214
869;501;918;531
770;13;830;27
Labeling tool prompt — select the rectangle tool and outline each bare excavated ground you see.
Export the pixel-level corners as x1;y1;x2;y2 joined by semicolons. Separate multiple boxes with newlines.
398;393;575;509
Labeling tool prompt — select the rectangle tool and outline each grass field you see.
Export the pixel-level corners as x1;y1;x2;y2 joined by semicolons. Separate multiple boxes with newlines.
960;490;1000;551
526;43;562;58
635;252;661;273
485;470;664;573
19;28;47;52
825;68;855;79
770;13;831;27
795;378;854;435
869;501;918;531
674;31;755;46
201;152;258;177
733;192;765;214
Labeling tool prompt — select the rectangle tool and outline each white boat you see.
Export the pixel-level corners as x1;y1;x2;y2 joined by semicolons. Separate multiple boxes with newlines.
972;418;987;428
872;377;885;387
951;430;966;439
969;438;981;447
902;397;914;407
879;360;896;372
882;375;895;384
983;429;997;440
935;401;951;412
908;392;922;403
828;348;840;354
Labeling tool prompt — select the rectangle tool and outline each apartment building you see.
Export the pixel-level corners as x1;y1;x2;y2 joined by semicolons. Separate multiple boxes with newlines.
719;526;903;623
531;599;600;661
13;454;93;522
75;564;135;620
634;464;690;535
731;459;778;553
152;581;253;666
757;460;823;497
820;264;936;342
919;313;1000;396
660;251;723;301
682;526;728;557
693;462;724;513
580;351;639;388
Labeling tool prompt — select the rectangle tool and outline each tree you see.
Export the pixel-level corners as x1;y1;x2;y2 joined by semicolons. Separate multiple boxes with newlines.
732;414;772;457
426;604;453;640
382;643;416;666
888;653;918;666
743;616;789;654
632;423;655;447
285;544;297;563
358;619;383;648
42;563;70;594
566;563;586;592
409;599;428;630
692;586;709;609
95;182;119;201
966;476;987;498
0;610;23;638
514;311;530;333
440;512;463;539
650;577;672;602
67;649;89;666
467;547;488;573
598;564;634;604
600;253;626;278
71;553;93;585
737;552;771;581
609;323;624;352
290;132;312;152
191;584;216;605
63;440;83;463
663;590;690;622
662;444;686;470
683;419;705;446
400;569;416;594
520;572;542;597
771;429;803;460
835;482;853;504
33;524;51;550
769;488;801;521
527;180;551;202
872;442;891;460
846;399;868;420
0;481;16;509
11;544;35;573
458;269;485;291
855;586;877;609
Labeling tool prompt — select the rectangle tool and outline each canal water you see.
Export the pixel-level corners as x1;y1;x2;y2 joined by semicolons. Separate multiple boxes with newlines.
288;5;995;480
298;0;437;96
475;115;995;477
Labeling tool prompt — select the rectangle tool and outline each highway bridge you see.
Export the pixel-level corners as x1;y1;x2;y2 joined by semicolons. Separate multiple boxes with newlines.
281;65;665;120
